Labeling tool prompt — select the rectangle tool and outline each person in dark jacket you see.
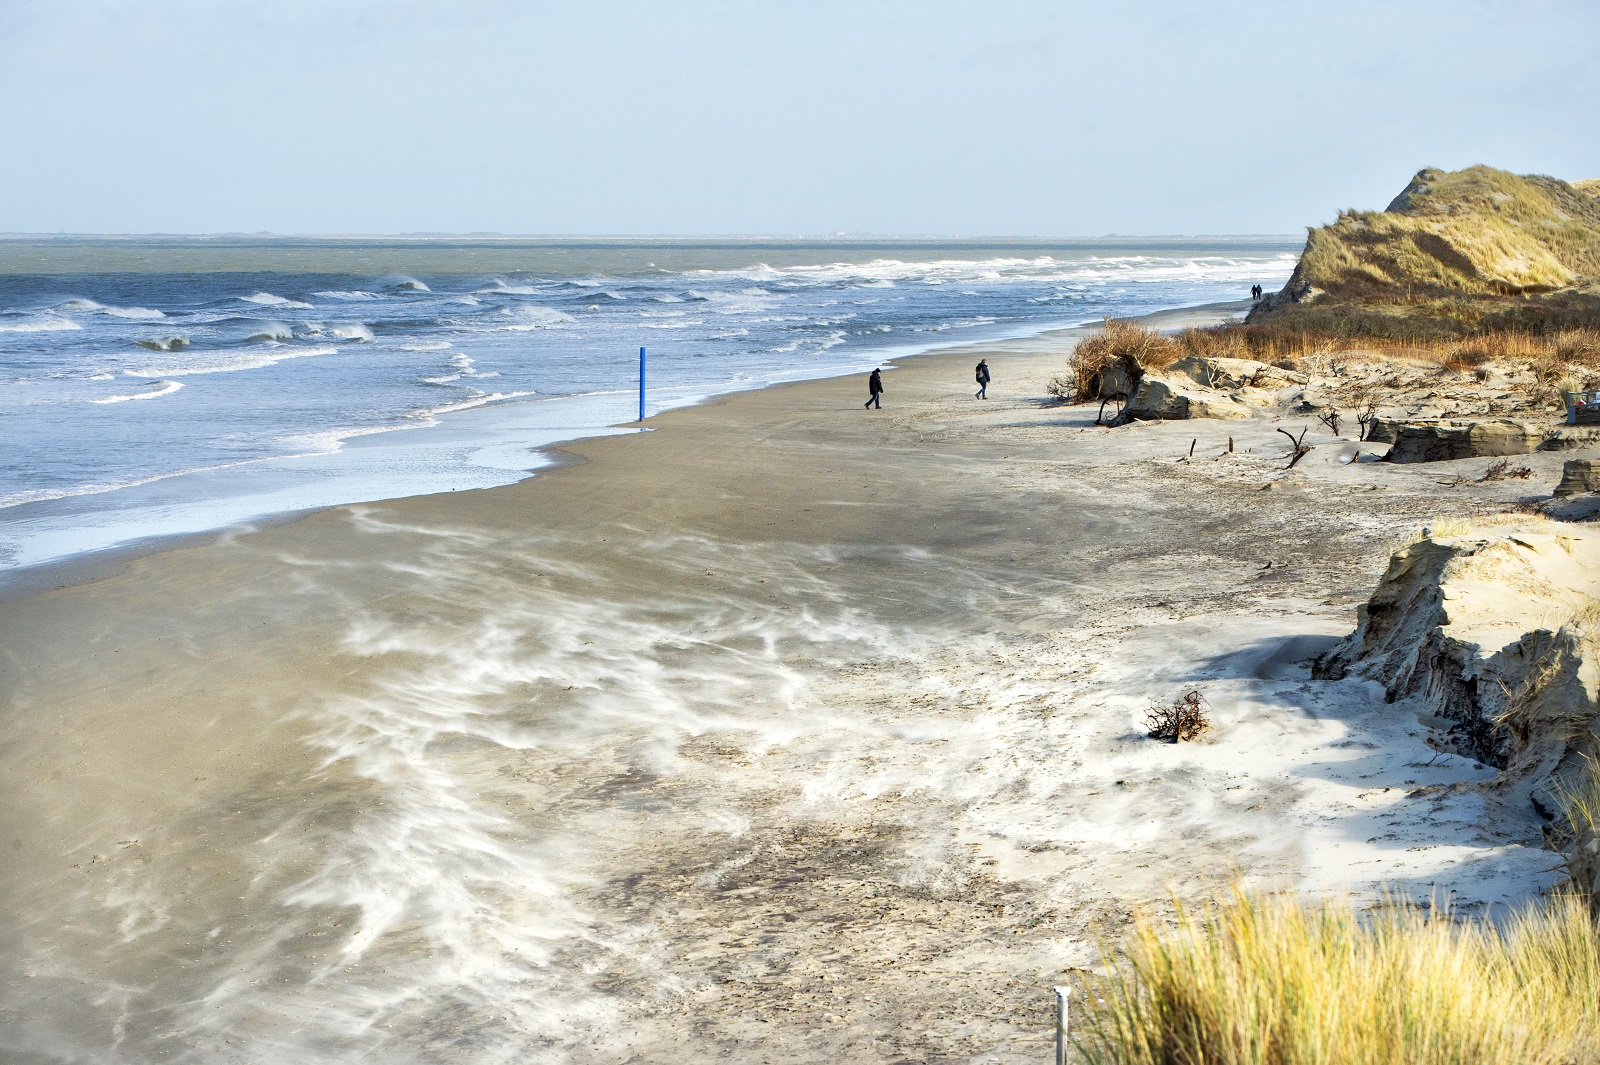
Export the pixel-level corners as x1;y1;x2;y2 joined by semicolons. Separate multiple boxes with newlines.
974;358;991;399
865;368;883;409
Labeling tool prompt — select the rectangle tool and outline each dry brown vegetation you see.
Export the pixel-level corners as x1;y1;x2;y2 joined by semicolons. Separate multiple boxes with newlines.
1058;318;1181;402
1176;321;1600;373
1058;316;1600;425
1143;690;1211;742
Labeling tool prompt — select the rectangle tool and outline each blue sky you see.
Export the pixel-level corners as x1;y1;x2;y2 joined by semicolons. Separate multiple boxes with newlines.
1;0;1596;235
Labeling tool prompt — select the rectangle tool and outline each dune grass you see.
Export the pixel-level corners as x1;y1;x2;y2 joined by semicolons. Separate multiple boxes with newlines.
1293;166;1600;299
1246;166;1600;349
1076;885;1600;1065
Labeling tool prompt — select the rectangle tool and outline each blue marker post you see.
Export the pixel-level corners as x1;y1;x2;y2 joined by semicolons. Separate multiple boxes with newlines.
638;346;646;422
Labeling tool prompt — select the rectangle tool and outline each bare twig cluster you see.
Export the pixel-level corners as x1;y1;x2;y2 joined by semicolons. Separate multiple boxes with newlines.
1479;459;1534;482
1317;407;1342;436
1144;690;1212;742
1277;427;1315;469
1355;401;1379;441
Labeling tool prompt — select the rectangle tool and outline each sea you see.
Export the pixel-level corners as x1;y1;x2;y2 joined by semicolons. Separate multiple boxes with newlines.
0;237;1299;578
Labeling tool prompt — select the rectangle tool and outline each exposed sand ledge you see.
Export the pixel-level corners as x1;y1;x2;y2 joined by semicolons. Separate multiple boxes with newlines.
0;299;1571;1064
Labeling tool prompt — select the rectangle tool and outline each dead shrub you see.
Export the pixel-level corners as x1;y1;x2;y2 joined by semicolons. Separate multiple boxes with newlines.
1530;349;1568;384
1440;338;1496;372
1144;690;1212;742
1553;328;1600;367
1525;380;1562;409
1278;426;1315;469
1067;317;1180;402
1480;459;1534;482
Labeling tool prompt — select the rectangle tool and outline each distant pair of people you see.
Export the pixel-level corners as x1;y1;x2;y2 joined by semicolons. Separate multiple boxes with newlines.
1251;284;1265;301
862;359;991;408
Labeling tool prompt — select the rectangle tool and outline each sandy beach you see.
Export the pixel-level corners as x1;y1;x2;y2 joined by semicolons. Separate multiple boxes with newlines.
0;302;1568;1064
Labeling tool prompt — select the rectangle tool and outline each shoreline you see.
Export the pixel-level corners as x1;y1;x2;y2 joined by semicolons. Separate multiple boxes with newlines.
0;299;1250;604
2;293;1557;1064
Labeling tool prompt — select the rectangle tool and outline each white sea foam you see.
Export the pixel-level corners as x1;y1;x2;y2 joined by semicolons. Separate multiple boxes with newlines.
415;389;537;417
313;290;388;301
923;315;999;332
242;292;312;309
126;344;338;378
331;324;374;341
398;341;453;351
421;353;500;384
0;314;82;333
244;322;297;342
498;307;574;331
47;297;160;320
0;454;274;509
89;380;184;404
687;252;1301;289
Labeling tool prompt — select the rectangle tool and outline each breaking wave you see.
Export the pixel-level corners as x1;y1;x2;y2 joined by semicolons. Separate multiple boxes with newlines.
0;314;82;332
242;292;313;309
126;345;339;378
89;380;185;404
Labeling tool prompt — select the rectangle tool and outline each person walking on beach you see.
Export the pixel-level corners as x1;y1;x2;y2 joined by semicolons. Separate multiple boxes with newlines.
865;367;883;409
974;358;991;399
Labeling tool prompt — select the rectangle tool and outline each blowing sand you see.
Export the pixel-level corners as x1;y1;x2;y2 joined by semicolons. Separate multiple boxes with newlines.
0;304;1569;1064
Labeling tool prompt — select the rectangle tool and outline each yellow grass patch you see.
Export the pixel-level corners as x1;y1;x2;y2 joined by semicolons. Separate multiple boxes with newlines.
1077;885;1600;1065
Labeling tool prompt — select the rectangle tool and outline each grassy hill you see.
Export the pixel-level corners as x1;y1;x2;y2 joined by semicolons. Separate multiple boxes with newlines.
1254;166;1600;338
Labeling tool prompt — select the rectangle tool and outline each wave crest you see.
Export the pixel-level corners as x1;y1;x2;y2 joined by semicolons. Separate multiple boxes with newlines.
89;380;185;404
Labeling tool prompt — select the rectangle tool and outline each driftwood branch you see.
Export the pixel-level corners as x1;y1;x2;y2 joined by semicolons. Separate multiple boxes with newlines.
1354;402;1378;442
1277;427;1315;469
1096;393;1127;426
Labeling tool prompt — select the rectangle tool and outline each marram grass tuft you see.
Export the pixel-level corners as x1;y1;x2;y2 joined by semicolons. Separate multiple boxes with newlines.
1077;884;1600;1065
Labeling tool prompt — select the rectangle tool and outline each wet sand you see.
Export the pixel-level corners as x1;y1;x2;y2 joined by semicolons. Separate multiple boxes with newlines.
0;304;1564;1064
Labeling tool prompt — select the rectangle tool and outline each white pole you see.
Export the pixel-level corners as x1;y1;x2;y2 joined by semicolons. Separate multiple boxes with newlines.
1053;985;1071;1065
